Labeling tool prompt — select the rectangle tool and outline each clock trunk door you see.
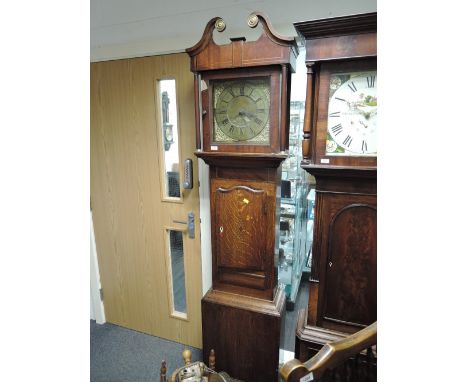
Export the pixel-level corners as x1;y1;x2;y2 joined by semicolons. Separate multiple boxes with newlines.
318;194;377;329
215;185;267;271
210;177;277;295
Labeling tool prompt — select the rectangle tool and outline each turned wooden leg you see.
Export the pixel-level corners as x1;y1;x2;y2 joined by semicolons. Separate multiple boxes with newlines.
208;349;215;370
160;360;167;382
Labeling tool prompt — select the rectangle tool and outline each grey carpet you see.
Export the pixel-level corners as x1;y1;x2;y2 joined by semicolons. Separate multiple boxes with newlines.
90;320;202;382
90;280;308;381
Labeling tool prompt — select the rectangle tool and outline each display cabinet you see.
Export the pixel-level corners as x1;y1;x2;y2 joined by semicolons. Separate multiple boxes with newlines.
278;100;315;310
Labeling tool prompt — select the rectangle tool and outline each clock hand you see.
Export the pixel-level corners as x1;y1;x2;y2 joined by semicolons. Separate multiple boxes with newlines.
363;108;377;120
236;111;249;126
358;120;369;129
355;105;377;120
239;110;258;120
238;110;251;122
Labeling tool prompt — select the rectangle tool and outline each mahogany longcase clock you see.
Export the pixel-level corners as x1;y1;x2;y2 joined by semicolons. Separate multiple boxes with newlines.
186;13;297;382
293;13;378;361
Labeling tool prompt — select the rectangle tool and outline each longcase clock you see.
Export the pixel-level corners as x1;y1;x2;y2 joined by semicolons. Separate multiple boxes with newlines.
186;13;297;382
293;13;378;361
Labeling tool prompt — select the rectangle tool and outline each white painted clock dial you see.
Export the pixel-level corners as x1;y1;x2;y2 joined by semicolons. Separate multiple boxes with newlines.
326;71;377;156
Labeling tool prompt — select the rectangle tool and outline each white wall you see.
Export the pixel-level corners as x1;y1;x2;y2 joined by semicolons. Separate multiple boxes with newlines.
198;160;213;295
91;0;377;61
90;212;106;324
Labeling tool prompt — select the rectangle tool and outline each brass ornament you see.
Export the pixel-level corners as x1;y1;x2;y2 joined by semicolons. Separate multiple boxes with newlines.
182;349;192;365
215;18;226;32
247;14;259;28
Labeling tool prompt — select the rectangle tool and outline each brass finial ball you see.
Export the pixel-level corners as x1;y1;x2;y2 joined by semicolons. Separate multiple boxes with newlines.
215;18;226;32
247;14;259;28
182;349;192;364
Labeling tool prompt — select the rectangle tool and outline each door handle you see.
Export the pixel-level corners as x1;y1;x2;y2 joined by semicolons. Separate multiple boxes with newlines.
173;212;195;239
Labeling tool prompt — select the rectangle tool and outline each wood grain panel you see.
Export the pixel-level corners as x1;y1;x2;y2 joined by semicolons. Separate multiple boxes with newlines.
210;177;278;299
215;185;266;270
91;53;202;348
305;34;377;62
323;204;377;326
202;288;285;382
311;187;377;333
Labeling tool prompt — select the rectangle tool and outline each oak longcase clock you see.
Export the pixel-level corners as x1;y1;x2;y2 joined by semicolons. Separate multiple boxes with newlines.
186;13;297;382
293;12;378;363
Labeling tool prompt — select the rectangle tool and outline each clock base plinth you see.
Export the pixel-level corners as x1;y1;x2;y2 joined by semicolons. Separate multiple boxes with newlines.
202;288;286;382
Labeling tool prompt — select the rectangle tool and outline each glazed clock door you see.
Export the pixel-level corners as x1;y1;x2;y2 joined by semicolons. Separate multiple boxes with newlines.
200;68;282;153
312;58;377;168
91;53;203;348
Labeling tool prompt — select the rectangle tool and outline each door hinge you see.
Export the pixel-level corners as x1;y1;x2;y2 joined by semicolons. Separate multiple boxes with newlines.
99;288;104;301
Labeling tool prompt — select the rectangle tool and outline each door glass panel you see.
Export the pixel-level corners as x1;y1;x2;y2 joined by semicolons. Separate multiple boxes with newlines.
167;229;187;316
159;79;181;198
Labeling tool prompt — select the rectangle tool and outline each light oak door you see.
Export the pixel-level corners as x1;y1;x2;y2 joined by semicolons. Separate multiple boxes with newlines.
91;53;202;347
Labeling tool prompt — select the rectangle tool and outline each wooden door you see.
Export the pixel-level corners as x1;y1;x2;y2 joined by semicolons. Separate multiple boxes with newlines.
91;53;202;347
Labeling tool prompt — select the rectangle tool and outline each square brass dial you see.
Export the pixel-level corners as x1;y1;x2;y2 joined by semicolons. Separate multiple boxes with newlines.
212;77;271;144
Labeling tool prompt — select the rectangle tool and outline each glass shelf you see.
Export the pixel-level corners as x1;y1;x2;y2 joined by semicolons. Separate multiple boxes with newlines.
278;99;316;310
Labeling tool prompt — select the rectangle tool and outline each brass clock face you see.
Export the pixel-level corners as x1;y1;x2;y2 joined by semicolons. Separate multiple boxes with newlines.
213;77;270;143
326;71;377;156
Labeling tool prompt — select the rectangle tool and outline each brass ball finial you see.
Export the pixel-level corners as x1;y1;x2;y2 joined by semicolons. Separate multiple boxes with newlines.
247;14;259;28
182;349;192;365
215;18;226;32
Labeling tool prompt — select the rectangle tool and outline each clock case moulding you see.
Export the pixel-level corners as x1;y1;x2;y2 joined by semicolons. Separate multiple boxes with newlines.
186;13;298;382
